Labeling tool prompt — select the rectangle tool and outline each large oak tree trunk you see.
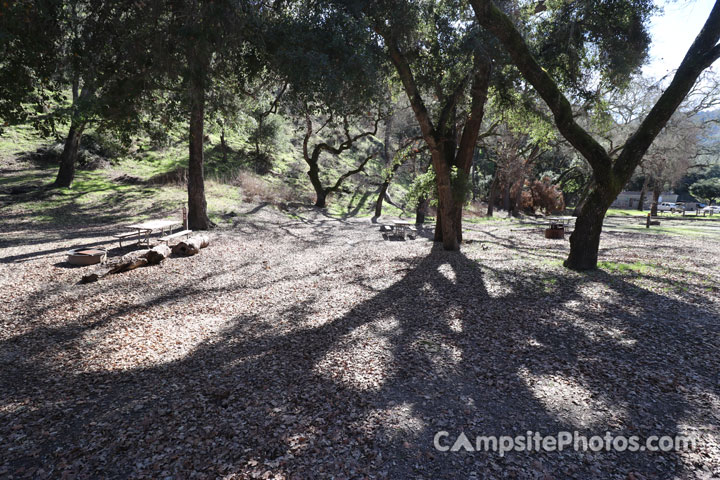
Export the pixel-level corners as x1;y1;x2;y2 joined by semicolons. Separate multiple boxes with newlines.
431;146;460;249
188;76;211;230
565;189;614;270
53;122;85;188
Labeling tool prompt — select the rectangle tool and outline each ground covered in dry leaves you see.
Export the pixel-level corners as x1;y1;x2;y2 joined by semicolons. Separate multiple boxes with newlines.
1;204;719;479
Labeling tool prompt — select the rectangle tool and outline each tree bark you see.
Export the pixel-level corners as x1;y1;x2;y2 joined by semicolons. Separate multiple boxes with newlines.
307;161;327;208
650;185;661;216
564;189;614;271
511;178;525;217
486;171;498;216
415;196;428;224
302;111;380;209
638;175;649;211
374;183;389;218
220;123;228;163
503;183;511;213
53;122;85;188
187;54;211;230
572;179;594;216
145;244;171;264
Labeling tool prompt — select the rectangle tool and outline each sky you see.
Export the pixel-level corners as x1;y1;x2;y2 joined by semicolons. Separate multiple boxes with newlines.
643;0;718;79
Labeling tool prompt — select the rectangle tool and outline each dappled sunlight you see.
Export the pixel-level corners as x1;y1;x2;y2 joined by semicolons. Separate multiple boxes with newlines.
558;303;638;347
76;314;234;373
354;401;426;442
479;267;515;298
517;366;628;429
437;263;457;284
410;333;463;373
314;325;395;392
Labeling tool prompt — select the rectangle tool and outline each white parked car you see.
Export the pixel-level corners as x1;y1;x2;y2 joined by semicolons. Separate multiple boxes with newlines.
702;205;720;214
656;202;682;213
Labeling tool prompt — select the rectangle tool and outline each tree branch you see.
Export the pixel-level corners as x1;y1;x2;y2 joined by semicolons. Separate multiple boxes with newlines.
378;29;440;151
326;153;377;194
470;0;613;182
455;53;493;173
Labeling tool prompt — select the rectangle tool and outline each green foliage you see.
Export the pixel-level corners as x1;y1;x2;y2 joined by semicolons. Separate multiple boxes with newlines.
406;165;437;209
526;0;654;96
690;178;720;204
450;166;472;204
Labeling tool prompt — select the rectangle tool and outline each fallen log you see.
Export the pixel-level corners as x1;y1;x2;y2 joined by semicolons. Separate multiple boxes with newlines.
172;234;210;256
80;245;170;283
145;244;171;265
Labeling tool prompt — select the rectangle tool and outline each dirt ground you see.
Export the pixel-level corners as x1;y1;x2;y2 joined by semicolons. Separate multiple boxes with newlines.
1;202;719;479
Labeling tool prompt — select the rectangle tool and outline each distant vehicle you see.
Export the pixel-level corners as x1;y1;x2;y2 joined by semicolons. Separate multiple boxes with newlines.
657;202;682;213
702;205;720;214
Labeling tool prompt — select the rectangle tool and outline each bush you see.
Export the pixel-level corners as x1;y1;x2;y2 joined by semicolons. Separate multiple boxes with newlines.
530;176;565;214
689;177;720;204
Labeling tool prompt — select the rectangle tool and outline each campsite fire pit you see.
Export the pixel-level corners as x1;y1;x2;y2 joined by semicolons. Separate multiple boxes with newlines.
67;248;107;266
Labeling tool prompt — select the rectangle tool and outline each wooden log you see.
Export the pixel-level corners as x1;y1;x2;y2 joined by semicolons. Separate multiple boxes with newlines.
145;244;171;265
172;234;210;256
80;249;151;283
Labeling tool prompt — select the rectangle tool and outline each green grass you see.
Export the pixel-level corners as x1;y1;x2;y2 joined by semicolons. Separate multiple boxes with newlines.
597;261;658;275
0;124;42;157
464;215;514;224
606;208;648;217
619;224;720;237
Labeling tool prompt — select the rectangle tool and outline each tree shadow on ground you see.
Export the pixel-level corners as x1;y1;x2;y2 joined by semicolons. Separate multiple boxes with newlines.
2;241;718;478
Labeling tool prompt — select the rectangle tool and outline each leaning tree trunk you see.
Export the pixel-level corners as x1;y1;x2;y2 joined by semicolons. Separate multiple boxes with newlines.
374;183;389;218
511;178;525;217
564;188;614;271
53;122;85;188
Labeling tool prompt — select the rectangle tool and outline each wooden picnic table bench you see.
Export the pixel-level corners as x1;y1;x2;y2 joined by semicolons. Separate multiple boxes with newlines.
380;221;417;240
118;219;182;247
114;207;192;247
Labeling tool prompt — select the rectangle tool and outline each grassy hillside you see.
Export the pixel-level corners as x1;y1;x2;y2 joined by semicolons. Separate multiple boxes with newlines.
0;123;417;229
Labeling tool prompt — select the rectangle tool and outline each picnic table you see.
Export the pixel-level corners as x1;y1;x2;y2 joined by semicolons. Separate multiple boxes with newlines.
379;221;417;240
122;219;182;247
392;221;415;239
547;216;575;229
